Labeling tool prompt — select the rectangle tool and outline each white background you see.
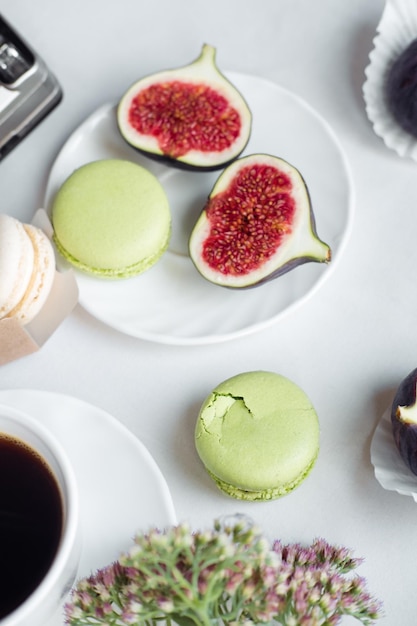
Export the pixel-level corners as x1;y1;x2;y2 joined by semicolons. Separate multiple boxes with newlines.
0;0;414;623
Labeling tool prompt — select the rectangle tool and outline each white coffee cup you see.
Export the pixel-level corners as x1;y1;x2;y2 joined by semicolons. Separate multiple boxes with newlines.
0;404;80;626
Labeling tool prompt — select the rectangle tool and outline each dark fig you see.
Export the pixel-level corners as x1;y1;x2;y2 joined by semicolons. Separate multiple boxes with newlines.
117;44;252;171
189;153;331;289
386;38;417;138
391;367;417;475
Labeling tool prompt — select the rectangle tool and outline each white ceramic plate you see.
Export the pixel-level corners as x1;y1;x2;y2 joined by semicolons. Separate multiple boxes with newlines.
0;389;177;626
363;0;417;159
44;72;354;345
370;406;417;502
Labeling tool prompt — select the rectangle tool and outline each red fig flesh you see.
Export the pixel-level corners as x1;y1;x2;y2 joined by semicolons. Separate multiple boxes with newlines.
117;44;252;170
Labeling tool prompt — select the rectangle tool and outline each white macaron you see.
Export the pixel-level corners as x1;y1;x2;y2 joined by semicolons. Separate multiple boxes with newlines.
0;215;56;325
0;215;34;319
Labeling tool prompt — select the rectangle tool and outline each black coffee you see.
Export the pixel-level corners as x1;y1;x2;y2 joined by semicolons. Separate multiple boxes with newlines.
0;434;63;618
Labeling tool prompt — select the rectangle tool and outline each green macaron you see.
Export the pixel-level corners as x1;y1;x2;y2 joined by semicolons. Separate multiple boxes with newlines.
194;371;320;501
51;159;171;278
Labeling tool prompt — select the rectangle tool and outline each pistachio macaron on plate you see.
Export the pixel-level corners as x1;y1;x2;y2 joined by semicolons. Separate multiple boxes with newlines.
51;159;171;279
195;371;320;501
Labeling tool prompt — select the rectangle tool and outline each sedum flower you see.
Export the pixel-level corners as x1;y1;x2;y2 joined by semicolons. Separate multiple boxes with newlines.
64;516;382;626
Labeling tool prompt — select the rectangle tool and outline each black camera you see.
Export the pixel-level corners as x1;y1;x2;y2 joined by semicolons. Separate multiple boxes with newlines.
0;15;62;159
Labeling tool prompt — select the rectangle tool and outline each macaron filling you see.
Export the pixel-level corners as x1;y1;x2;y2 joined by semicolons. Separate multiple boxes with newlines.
205;459;317;501
52;235;169;278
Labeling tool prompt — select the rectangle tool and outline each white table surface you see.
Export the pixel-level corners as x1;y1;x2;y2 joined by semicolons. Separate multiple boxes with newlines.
0;0;414;623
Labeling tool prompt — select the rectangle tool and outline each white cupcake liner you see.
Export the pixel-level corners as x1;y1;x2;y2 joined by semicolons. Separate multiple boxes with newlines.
370;407;417;502
363;0;417;159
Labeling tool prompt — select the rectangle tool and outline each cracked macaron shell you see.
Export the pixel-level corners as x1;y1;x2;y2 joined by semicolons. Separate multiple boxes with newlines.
194;371;320;500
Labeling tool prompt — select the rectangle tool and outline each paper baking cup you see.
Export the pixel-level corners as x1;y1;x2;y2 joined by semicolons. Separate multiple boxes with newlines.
370;407;417;503
363;0;417;159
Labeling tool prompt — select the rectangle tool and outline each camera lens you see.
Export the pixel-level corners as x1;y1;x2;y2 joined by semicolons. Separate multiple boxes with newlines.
0;41;32;83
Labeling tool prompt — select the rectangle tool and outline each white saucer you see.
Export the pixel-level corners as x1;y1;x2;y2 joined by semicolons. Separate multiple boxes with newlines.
0;389;177;626
44;72;354;345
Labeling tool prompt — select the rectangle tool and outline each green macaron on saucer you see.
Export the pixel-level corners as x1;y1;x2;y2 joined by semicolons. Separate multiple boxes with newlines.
51;159;171;279
195;370;320;501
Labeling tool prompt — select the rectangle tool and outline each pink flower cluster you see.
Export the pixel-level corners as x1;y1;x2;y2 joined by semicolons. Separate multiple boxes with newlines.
64;516;382;626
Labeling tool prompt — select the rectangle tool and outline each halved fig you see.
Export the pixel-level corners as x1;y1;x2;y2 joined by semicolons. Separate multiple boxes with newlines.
117;44;252;170
189;153;331;288
391;367;417;475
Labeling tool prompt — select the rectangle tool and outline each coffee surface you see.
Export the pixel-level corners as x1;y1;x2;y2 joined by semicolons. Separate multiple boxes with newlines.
0;434;63;617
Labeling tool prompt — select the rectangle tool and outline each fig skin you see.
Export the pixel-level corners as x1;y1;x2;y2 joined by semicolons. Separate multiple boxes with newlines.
386;38;417;138
124;149;241;174
391;367;417;475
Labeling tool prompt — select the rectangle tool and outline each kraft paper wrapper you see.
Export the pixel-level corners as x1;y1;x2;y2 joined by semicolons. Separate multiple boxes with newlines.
0;209;79;366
